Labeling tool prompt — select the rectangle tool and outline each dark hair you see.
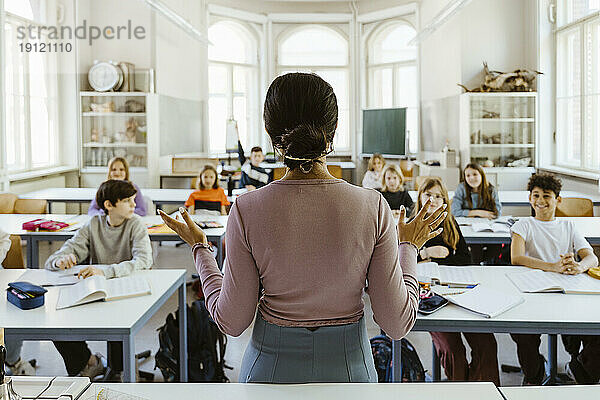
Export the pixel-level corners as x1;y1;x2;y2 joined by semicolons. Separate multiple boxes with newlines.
263;73;338;171
463;163;498;216
197;164;220;190
527;173;562;197
250;146;263;154
96;179;137;213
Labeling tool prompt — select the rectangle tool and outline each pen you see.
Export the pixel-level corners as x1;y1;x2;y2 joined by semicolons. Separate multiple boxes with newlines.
442;291;467;296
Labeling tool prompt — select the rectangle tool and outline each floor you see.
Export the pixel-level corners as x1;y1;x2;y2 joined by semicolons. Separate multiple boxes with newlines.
15;241;573;386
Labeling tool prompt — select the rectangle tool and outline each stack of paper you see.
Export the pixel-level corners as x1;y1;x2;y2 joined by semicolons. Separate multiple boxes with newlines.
434;285;524;318
417;262;480;287
507;269;600;294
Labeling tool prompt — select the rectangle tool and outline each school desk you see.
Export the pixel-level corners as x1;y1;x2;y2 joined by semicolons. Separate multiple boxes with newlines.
77;382;504;400
457;217;600;245
10;376;90;399
20;187;247;212
392;265;600;383
0;214;228;268
409;190;600;209
1;269;188;383
500;385;600;400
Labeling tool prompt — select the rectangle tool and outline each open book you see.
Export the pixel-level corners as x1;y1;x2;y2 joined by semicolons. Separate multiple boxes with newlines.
471;222;511;233
507;269;600;294
56;275;151;310
417;262;480;287
17;265;109;287
433;285;524;318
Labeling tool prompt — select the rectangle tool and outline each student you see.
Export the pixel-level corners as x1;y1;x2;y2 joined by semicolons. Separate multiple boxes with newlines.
185;165;230;216
45;180;153;380
362;153;386;190
238;140;273;190
88;157;147;217
510;173;599;385
160;72;447;383
1;229;35;376
451;163;501;219
379;164;413;217
414;178;499;384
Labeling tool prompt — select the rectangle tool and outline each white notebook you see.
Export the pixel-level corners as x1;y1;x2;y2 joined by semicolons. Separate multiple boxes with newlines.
17;265;109;287
434;285;524;318
417;262;480;287
471;222;511;233
507;269;600;294
56;275;151;310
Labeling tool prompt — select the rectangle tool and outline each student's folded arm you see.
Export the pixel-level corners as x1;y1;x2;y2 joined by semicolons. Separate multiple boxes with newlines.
104;221;153;279
366;195;419;340
510;232;556;271
577;248;598;271
193;202;259;337
451;185;468;217
45;223;91;270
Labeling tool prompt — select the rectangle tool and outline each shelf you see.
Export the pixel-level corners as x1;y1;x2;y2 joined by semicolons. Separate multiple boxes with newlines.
470;118;535;122
470;144;534;148
82;112;146;117
83;142;147;148
81;92;147;97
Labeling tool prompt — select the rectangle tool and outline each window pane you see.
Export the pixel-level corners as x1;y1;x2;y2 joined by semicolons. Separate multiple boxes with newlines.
208;96;227;153
395;66;417;108
233;96;248;148
558;0;600;27
30;97;51;167
369;67;393;108
556;97;582;166
369;23;417;64
557;27;581;97
233;66;247;93
208;64;228;94
5;0;34;20
5;95;26;170
208;22;255;64
314;69;349;149
279;27;348;66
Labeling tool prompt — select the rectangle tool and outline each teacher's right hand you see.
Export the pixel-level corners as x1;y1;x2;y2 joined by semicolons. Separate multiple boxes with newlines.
397;198;447;249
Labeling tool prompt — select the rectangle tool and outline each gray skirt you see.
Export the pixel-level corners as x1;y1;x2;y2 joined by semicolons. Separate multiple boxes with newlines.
239;313;377;383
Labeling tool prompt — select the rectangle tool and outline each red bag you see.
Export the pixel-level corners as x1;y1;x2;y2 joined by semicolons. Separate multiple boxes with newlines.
22;219;46;231
22;219;68;231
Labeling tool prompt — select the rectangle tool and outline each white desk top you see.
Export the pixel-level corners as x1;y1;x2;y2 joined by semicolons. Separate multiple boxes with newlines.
409;190;600;206
80;382;503;400
415;265;600;333
10;376;90;399
500;385;600;400
458;217;600;244
1;269;185;329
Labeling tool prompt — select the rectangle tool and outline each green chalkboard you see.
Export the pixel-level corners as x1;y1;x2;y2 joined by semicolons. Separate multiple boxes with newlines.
362;108;406;155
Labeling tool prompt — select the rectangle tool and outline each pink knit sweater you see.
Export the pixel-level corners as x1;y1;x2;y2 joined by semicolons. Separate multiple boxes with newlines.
193;179;419;339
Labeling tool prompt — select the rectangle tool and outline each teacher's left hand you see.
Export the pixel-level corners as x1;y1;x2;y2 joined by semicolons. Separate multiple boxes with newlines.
159;207;208;247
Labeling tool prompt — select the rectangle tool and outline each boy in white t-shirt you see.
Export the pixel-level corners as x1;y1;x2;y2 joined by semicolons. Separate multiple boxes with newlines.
509;173;599;385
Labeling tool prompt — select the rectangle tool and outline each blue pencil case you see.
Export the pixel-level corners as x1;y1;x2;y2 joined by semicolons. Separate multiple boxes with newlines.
6;281;47;310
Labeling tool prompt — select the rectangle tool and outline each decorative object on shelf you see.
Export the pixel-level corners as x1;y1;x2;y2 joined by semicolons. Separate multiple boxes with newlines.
91;128;99;142
458;62;543;92
482;159;494;167
134;68;155;93
88;61;123;92
118;99;145;113
481;109;500;118
124;118;139;143
90;101;116;113
118;62;136;92
507;157;531;168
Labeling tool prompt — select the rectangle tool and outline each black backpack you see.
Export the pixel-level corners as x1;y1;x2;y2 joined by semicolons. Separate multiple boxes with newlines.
370;334;425;382
155;299;231;382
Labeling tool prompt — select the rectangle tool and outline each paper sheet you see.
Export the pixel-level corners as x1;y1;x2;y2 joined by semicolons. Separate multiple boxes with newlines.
441;285;524;318
508;269;600;294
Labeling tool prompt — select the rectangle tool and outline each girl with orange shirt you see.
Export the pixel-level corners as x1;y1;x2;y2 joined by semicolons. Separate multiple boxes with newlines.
185;165;230;215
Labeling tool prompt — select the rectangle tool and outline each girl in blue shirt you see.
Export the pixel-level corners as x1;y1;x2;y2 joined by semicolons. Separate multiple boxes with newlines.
451;163;501;219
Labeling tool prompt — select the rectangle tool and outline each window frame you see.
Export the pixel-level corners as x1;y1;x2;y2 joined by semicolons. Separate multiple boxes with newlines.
207;19;260;155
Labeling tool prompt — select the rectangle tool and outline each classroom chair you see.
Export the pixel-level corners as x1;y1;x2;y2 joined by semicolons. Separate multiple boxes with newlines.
414;176;442;191
400;160;414;184
0;193;47;268
556;197;594;217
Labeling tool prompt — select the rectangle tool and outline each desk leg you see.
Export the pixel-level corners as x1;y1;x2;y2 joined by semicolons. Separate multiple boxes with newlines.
47;202;52;214
391;339;402;382
432;341;441;381
122;334;136;383
178;282;188;382
547;334;558;384
30;237;40;268
25;237;34;268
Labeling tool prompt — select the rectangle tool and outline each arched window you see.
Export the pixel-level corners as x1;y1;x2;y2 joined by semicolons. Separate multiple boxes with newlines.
367;22;418;154
208;21;259;153
277;25;350;151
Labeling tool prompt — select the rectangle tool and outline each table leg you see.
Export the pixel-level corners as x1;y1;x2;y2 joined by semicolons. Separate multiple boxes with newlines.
25;237;34;268
543;334;558;385
432;341;441;381
178;282;188;382
122;334;136;383
30;237;40;268
391;339;402;382
47;202;52;214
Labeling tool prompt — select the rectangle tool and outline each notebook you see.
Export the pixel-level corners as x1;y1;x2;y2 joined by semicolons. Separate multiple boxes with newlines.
507;269;600;294
470;222;511;233
433;285;524;318
56;275;151;310
17;265;109;287
417;262;480;287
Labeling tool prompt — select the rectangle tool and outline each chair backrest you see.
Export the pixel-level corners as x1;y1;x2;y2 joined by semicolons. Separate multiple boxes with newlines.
14;199;47;214
414;176;442;191
0;193;18;213
2;235;24;269
556;197;594;217
327;165;342;179
399;160;414;179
